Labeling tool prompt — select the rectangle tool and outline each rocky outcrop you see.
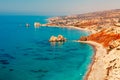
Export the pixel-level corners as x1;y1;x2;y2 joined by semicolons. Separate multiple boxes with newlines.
57;35;66;41
79;29;120;51
114;23;120;27
108;39;120;50
80;36;88;41
49;35;66;42
49;36;57;42
34;22;41;27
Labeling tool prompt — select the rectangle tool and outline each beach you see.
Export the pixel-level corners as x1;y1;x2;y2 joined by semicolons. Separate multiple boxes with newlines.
78;41;107;80
82;41;120;80
76;30;120;80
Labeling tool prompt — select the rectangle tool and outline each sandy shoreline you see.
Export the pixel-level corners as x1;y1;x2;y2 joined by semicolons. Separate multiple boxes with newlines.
77;41;107;80
77;41;120;80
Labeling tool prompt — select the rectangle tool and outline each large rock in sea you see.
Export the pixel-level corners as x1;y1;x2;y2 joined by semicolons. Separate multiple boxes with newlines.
49;36;57;42
49;35;66;42
57;35;66;42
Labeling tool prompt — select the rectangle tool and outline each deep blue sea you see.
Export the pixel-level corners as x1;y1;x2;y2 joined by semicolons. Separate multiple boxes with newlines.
0;15;94;80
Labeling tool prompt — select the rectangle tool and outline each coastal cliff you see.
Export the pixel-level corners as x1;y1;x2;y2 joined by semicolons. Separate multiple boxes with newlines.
46;9;120;80
81;28;120;50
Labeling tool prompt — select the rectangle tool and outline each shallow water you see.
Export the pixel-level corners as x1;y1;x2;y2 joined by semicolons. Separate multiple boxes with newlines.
0;15;94;80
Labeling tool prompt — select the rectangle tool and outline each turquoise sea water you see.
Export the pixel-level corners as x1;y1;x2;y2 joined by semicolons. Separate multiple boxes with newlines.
0;15;94;80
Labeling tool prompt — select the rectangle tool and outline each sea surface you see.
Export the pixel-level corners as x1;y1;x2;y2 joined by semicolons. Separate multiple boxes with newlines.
0;15;94;80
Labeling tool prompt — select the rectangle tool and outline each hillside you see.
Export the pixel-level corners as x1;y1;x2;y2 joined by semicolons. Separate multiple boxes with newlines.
47;9;120;30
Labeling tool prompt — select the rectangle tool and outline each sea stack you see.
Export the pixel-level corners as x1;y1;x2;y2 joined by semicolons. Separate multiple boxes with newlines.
34;22;41;27
49;35;66;42
49;36;57;42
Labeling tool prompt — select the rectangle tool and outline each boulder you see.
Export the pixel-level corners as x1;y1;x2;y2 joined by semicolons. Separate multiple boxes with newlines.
34;22;41;27
57;35;66;42
80;36;87;41
26;23;30;27
49;35;66;42
109;39;120;48
49;36;57;42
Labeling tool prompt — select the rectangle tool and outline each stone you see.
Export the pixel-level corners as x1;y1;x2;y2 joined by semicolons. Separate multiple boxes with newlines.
34;22;41;27
49;36;57;42
80;36;87;41
57;35;66;42
49;35;66;42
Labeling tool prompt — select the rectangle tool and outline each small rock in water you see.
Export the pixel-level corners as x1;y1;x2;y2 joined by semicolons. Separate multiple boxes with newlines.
0;54;16;59
0;49;5;52
9;69;14;71
1;66;6;68
0;60;9;65
25;23;30;27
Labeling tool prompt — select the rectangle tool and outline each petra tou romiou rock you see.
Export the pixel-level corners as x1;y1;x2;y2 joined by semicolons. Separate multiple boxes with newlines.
49;35;66;42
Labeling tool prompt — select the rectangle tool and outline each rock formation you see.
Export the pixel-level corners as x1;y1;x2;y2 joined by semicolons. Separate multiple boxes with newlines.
49;36;57;42
79;29;120;51
49;35;66;42
26;23;30;27
108;39;120;49
34;22;41;27
80;36;87;41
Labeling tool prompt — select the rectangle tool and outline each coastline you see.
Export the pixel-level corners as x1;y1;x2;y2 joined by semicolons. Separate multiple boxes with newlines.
50;25;120;80
46;10;120;80
46;25;97;34
47;25;99;79
47;25;103;80
47;24;120;80
77;41;107;80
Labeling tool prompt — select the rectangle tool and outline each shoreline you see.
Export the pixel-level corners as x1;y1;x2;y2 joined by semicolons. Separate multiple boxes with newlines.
77;41;107;80
46;25;96;34
47;25;104;80
80;41;97;80
50;25;120;80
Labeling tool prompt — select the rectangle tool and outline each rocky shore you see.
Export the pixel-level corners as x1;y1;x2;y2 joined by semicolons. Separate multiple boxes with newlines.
46;9;120;80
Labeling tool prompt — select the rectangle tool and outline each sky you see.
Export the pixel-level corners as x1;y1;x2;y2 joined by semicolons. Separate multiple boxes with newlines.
0;0;120;16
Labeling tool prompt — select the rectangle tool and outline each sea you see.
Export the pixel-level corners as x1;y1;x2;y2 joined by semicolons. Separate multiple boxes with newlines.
0;15;94;80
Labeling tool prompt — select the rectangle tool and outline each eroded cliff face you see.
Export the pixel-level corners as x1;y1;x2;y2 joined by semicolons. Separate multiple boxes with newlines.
80;28;120;51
